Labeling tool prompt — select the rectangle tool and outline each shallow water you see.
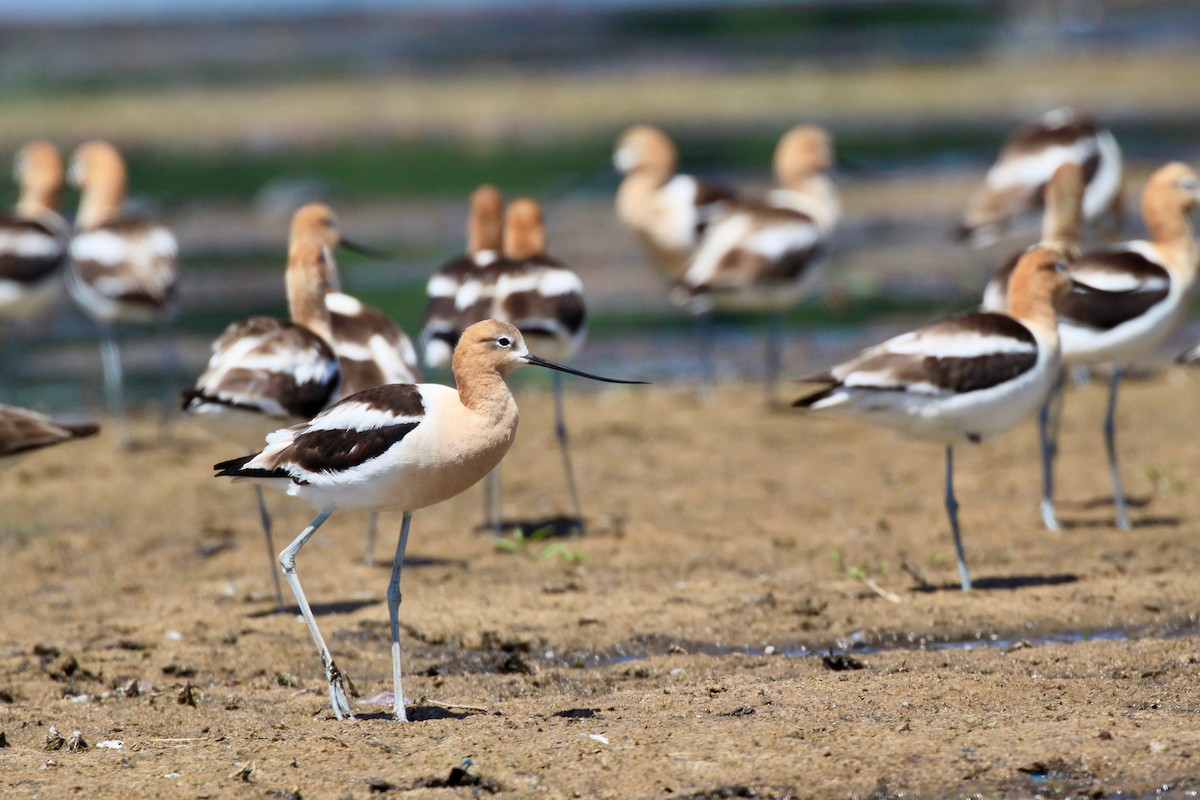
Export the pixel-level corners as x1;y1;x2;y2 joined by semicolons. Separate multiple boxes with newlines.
554;615;1200;670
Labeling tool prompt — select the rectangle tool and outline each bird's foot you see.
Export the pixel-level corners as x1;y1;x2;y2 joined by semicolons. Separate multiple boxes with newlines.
1040;500;1061;532
327;665;355;720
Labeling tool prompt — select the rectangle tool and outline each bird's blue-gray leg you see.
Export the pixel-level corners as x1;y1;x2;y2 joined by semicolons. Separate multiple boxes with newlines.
696;312;715;404
553;371;585;533
1104;367;1131;530
157;318;182;440
99;324;128;448
278;508;353;720
483;467;502;537
764;309;784;404
0;320;15;397
1038;369;1066;531
254;483;286;611
944;446;972;591
364;512;379;566
388;512;413;722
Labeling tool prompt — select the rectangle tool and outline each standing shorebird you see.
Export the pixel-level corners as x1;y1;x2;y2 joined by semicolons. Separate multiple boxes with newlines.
1005;163;1199;531
422;194;589;533
489;198;588;531
614;124;735;281
959;107;1123;248
295;202;423;564
0;141;69;324
981;163;1087;314
675;125;840;397
795;248;1071;591
65;140;179;446
420;184;504;370
214;320;644;721
182;229;341;610
1;404;99;468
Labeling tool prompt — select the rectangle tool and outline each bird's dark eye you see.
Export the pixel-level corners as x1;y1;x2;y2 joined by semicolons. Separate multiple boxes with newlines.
496;336;512;348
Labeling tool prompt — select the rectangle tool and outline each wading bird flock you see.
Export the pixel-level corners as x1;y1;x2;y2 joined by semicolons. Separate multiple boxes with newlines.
2;106;1199;720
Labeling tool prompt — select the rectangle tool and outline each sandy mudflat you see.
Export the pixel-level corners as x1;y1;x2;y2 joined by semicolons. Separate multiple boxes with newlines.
2;376;1199;798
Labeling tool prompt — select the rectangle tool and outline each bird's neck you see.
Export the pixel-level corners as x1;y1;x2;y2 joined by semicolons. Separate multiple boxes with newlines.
76;184;124;229
774;174;840;233
16;185;59;218
617;171;668;224
1042;200;1082;254
1007;275;1059;343
468;217;503;256
1144;197;1198;280
455;365;518;426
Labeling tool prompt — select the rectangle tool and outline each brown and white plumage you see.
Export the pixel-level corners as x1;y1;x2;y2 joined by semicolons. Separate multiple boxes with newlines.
675;125;840;313
491;198;587;363
214;320;644;722
960;107;1123;248
66;141;178;324
796;248;1071;590
0;141;69;321
420;184;504;369
614;124;736;280
423;197;589;530
990;163;1200;531
282;203;421;399
289;202;421;563
982;162;1086;313
184;230;340;609
182;315;339;448
0;404;99;467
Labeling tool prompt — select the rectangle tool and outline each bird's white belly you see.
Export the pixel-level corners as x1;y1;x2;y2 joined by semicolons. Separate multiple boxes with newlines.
288;421;517;512
1060;293;1183;366
822;355;1058;445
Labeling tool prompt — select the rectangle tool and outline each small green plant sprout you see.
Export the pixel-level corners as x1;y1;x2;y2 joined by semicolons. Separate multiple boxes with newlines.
1143;463;1186;495
494;526;585;562
832;550;900;603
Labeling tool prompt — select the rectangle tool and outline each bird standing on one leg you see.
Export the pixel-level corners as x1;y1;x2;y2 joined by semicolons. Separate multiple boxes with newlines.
795;248;1072;591
183;222;341;610
214;320;645;721
981;163;1085;529
675;125;840;400
65;141;178;447
491;198;588;531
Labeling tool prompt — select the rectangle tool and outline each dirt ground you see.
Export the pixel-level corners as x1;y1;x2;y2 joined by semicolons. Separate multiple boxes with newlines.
2;374;1199;799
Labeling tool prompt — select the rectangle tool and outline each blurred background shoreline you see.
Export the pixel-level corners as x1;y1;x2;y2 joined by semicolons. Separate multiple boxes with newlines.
3;0;1199;406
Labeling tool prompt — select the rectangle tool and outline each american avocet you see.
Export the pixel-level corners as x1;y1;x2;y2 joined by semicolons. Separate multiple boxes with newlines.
65;140;179;446
183;231;340;609
214;320;644;721
614;124;735;280
489;198;588;530
981;163;1086;314
293;202;422;564
420;184;504;369
1;404;98;467
674;125;840;396
795;247;1071;591
959;108;1123;248
1026;162;1200;530
0;141;69;323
